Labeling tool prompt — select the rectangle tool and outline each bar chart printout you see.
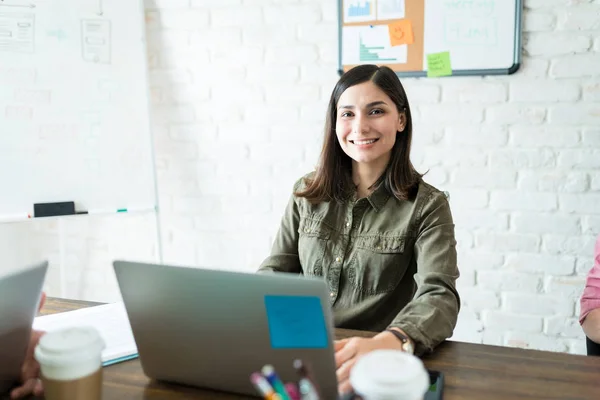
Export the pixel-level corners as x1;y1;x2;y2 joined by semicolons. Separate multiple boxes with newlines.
344;0;376;23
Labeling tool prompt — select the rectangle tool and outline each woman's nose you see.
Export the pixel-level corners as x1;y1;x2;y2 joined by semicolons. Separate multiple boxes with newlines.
353;115;369;134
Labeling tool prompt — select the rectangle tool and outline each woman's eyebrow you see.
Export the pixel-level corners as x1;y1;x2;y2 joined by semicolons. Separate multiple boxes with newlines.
338;100;388;110
366;101;387;107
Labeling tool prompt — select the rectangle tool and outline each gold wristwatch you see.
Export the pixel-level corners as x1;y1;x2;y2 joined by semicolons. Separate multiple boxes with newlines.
385;328;415;355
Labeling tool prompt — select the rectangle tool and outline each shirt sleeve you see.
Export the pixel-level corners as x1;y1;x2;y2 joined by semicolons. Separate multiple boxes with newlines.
579;235;600;324
389;190;460;355
258;182;303;274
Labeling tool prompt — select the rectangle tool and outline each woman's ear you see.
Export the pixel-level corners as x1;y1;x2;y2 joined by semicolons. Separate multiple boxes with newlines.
397;113;407;132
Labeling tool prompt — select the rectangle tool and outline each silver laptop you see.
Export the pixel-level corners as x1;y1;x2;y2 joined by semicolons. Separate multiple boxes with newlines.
0;261;48;394
113;260;338;399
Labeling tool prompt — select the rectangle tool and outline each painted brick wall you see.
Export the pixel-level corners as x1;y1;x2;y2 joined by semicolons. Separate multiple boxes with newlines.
147;0;600;354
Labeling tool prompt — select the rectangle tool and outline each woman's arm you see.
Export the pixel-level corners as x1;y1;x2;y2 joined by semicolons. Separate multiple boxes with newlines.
258;188;302;274
388;190;461;355
582;309;600;344
580;235;600;342
334;192;460;393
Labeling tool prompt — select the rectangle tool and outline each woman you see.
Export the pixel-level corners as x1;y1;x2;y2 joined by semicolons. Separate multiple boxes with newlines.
580;235;600;345
259;65;460;393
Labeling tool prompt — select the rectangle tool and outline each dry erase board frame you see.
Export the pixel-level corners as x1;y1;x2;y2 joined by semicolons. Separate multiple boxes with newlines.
337;0;523;78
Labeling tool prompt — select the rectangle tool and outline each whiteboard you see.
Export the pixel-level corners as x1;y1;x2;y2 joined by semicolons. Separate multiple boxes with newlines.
0;0;156;218
338;0;522;77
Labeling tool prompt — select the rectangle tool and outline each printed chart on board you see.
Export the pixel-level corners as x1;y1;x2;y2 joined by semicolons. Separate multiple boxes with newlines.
339;0;522;77
0;0;156;218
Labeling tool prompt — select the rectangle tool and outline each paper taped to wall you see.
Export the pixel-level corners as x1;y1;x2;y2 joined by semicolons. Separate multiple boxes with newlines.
426;51;452;77
388;19;414;46
343;25;408;65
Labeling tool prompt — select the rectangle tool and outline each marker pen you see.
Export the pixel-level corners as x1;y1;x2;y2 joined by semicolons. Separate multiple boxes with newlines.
262;365;292;400
293;359;321;400
250;372;278;400
86;206;156;215
0;214;30;222
284;382;301;400
298;378;320;400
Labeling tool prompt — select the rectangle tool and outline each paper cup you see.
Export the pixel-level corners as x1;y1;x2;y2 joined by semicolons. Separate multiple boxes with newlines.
34;326;105;400
350;350;429;400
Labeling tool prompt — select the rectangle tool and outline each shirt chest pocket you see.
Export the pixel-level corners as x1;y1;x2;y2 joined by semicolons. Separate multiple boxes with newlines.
349;235;408;294
298;219;330;276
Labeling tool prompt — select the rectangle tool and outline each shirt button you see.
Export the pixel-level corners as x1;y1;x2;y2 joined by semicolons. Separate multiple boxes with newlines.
330;292;335;297
346;222;350;227
335;257;341;263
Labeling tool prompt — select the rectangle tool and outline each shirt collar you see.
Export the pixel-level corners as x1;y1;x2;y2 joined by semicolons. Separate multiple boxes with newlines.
342;178;391;212
367;183;391;212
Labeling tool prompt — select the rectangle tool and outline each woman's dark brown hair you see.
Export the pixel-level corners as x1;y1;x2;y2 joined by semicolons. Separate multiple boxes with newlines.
296;64;422;203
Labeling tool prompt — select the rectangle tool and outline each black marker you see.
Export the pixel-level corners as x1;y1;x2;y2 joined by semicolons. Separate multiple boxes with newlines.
293;359;321;400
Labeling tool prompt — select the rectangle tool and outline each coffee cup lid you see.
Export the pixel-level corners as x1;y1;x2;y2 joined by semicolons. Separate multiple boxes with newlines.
350;350;429;400
35;326;105;367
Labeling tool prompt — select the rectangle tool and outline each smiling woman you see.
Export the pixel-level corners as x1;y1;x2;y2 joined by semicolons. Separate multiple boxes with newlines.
295;65;421;204
258;65;460;395
336;83;406;190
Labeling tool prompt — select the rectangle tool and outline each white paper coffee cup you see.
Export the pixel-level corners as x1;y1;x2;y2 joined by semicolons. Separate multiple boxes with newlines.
34;326;105;381
350;350;429;400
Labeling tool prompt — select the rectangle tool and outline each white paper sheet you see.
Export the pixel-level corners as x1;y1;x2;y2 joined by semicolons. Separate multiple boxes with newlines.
343;0;376;23
377;0;406;20
0;13;35;53
33;302;138;366
342;25;408;65
81;19;112;64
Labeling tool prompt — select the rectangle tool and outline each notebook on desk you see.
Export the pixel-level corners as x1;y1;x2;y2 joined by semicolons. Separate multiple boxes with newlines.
112;260;339;399
33;302;138;366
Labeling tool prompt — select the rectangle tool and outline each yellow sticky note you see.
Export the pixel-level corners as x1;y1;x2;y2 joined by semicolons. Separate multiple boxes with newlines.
388;19;414;46
427;51;452;77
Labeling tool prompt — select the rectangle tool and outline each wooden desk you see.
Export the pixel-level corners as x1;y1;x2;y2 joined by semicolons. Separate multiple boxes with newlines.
41;298;600;399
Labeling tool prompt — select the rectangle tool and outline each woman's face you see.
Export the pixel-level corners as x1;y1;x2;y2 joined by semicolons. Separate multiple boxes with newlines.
335;81;405;169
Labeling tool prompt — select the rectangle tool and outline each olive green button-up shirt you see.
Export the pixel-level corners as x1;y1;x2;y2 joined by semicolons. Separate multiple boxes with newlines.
258;175;460;355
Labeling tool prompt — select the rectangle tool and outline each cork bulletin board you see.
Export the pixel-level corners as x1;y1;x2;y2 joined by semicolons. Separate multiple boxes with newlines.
338;0;523;78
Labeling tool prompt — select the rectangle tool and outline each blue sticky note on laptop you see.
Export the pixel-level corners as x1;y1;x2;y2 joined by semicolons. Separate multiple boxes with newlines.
264;295;328;349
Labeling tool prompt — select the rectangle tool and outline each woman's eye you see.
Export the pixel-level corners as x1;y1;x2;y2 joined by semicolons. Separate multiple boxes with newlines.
370;109;384;115
340;111;353;117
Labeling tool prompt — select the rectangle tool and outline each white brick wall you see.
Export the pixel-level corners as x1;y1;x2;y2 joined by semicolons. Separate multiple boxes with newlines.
1;0;597;355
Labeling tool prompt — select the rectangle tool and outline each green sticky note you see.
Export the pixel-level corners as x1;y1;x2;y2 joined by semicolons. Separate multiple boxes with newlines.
427;51;452;77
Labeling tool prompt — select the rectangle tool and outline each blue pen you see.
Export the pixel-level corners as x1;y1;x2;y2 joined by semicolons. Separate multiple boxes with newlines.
262;365;292;400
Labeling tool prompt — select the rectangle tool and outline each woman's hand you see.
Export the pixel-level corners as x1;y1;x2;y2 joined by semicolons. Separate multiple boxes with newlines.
10;330;45;399
10;292;47;399
334;330;408;394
